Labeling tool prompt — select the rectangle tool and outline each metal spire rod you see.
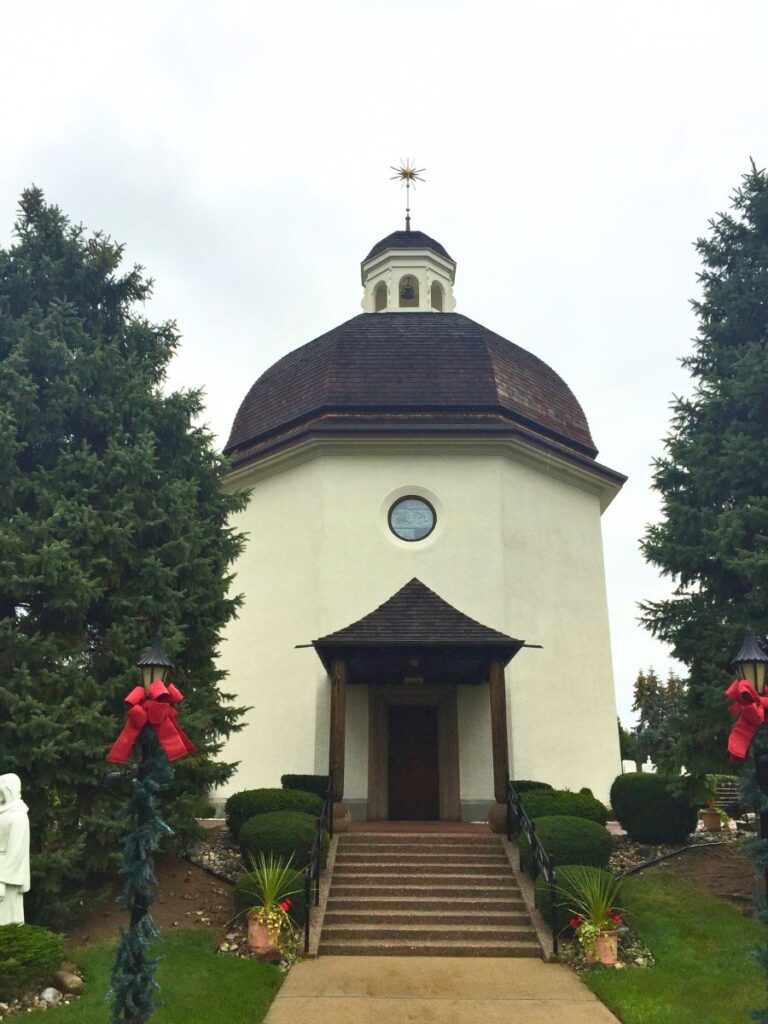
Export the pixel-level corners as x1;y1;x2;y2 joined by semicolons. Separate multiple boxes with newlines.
390;159;425;231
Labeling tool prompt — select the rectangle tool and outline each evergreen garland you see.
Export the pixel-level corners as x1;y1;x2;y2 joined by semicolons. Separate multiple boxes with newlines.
109;728;173;1024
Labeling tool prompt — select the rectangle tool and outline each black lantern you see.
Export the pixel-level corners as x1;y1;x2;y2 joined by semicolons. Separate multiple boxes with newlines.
136;630;174;691
732;626;768;693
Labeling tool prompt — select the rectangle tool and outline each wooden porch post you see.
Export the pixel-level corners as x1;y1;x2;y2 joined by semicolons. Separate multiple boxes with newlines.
329;657;347;802
489;658;510;804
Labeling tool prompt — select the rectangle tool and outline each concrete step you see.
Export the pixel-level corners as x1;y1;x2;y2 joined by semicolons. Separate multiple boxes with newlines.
317;938;543;957
335;851;509;864
323;909;532;926
332;861;511;876
325;895;528;912
321;922;538;941
340;835;501;848
329;882;521;898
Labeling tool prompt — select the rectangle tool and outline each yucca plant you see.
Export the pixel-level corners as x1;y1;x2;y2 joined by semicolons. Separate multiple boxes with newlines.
556;865;625;958
238;852;304;957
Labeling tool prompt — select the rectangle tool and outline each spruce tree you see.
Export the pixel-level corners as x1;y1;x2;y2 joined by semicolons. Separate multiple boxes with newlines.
641;161;768;774
0;188;248;922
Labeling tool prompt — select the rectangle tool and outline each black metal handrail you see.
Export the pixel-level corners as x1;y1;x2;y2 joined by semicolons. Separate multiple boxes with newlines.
506;780;558;956
303;774;334;954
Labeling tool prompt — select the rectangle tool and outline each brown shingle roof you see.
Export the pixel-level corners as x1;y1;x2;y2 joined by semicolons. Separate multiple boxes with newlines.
314;578;522;648
225;313;599;467
364;230;453;263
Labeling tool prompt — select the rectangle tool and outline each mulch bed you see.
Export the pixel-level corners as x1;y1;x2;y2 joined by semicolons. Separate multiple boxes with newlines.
64;854;236;948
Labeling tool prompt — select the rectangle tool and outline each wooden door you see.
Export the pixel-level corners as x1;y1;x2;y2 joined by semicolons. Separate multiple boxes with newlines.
387;704;440;820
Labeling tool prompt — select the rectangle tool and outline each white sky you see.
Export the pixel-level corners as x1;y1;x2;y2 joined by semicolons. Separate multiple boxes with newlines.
2;0;766;725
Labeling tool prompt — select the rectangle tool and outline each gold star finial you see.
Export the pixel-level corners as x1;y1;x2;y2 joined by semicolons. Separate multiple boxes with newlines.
390;159;425;231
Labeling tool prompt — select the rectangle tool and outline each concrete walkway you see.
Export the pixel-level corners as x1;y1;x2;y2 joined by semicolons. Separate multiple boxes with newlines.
264;956;621;1023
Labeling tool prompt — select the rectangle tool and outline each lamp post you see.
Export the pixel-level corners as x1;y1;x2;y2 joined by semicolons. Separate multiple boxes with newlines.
109;631;176;1024
732;626;768;899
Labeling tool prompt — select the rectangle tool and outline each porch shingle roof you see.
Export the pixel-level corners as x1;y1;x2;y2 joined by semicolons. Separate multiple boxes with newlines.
313;578;522;649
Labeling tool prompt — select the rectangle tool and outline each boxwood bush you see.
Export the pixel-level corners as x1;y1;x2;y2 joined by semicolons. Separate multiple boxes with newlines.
234;868;308;926
510;780;553;794
521;789;608;827
534;864;619;934
519;815;612;872
280;775;329;799
225;788;323;841
0;923;65;1000
610;773;698;844
239;811;328;869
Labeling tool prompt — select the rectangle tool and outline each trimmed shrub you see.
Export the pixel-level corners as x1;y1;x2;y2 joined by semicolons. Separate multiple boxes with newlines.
510;780;553;794
534;864;619;934
239;811;328;869
519;816;612;872
521;789;608;827
610;773;698;844
280;775;329;799
225;788;323;840
579;788;594;797
234;868;308;926
0;923;65;1000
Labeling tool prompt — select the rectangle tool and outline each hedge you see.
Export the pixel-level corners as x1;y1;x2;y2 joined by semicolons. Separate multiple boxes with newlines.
225;788;323;841
610;773;698;844
521;789;608;828
510;780;553;794
280;775;330;799
239;811;328;869
519;815;612;872
0;923;65;1000
534;864;619;934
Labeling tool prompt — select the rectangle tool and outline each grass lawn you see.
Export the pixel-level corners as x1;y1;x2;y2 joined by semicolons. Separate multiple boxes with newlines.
25;928;282;1023
585;868;764;1024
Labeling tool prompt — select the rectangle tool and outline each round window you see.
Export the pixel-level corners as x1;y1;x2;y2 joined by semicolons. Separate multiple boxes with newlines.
388;496;436;542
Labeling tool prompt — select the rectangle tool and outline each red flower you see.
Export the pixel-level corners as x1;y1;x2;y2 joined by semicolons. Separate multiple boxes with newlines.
612;915;622;924
569;917;579;929
279;899;292;912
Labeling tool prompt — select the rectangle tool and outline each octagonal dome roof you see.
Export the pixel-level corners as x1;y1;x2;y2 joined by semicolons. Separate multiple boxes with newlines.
224;312;614;476
364;230;453;263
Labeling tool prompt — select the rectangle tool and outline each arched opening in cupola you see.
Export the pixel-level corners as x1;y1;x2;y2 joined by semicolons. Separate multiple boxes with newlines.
374;281;387;311
398;275;419;308
430;281;444;311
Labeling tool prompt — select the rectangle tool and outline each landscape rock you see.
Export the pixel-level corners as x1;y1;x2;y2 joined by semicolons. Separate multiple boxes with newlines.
53;971;84;995
39;988;62;1005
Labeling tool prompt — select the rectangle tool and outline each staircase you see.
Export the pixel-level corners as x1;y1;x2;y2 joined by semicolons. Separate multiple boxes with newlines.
319;831;542;957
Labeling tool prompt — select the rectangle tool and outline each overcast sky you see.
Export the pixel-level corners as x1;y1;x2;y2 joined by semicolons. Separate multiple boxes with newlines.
2;0;766;724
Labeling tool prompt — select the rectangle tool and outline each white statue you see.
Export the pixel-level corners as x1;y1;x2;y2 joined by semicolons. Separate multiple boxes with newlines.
0;774;30;924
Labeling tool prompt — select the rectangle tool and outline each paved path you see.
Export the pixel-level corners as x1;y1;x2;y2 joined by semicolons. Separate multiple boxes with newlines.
264;956;620;1023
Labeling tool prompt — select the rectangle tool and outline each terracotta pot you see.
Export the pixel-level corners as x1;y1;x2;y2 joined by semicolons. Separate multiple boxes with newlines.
247;915;281;960
595;930;619;966
700;810;722;833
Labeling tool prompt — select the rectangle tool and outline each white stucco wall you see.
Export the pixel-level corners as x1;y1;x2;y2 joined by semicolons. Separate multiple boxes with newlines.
214;440;622;806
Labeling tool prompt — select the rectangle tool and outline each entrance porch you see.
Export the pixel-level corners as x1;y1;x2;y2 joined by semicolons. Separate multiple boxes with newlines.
312;578;533;828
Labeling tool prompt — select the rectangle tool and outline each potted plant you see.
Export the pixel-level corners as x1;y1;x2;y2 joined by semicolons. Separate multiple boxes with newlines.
698;799;729;833
239;852;303;961
558;865;625;966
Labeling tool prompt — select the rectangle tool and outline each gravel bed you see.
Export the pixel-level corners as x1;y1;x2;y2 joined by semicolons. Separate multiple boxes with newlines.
186;825;242;883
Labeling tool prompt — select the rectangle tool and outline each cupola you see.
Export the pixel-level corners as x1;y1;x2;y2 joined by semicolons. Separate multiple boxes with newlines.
361;229;457;313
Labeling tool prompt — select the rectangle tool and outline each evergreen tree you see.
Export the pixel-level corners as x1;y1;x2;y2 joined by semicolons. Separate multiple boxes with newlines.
630;668;686;769
0;188;248;922
641;161;768;774
617;716;638;768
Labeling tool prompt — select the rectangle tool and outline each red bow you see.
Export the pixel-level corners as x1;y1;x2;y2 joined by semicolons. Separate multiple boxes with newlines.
725;678;768;763
106;680;196;763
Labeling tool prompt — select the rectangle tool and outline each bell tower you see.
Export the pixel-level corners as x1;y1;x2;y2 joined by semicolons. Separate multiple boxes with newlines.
360;231;457;313
361;160;457;313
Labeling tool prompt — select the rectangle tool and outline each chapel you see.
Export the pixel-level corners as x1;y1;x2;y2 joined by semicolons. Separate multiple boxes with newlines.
216;220;625;826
